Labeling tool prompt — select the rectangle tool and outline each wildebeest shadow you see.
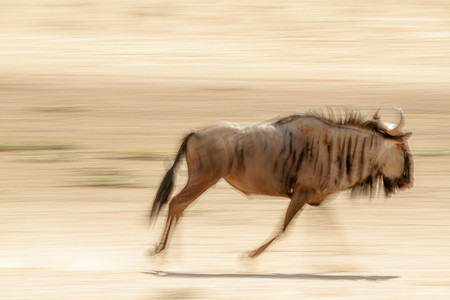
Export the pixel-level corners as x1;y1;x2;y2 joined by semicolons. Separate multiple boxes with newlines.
144;270;398;281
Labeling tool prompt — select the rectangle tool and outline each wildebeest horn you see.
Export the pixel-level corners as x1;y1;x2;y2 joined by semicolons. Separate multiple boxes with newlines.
372;108;380;121
383;107;405;137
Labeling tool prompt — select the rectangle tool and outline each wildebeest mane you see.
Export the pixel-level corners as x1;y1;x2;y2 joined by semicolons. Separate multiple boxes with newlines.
273;108;398;139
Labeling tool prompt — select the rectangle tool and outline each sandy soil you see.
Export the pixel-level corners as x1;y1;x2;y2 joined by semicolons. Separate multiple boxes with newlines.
1;1;450;299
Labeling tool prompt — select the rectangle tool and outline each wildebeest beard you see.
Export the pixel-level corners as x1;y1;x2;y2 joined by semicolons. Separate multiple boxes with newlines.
351;163;409;198
350;172;405;198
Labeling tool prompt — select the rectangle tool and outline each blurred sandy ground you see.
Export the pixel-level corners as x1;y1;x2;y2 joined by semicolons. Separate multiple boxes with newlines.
1;1;450;299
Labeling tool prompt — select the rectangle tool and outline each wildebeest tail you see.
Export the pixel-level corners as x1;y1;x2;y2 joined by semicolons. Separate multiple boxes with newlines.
150;132;194;221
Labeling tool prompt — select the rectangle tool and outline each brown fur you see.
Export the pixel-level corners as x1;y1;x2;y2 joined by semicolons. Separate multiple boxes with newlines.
149;109;413;257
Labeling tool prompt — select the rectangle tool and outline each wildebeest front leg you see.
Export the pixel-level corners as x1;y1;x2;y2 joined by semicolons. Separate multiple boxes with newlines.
248;188;318;258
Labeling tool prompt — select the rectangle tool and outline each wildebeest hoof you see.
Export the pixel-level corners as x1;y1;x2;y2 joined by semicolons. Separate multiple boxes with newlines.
146;246;156;256
146;244;163;256
246;249;259;259
238;250;257;260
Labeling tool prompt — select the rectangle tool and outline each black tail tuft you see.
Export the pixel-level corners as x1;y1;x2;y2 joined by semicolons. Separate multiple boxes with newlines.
150;132;194;222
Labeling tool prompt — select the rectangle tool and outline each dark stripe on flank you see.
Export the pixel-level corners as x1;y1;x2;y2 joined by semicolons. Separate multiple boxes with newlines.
346;136;353;177
359;138;367;179
235;147;245;173
314;147;320;171
351;136;359;162
296;149;305;173
288;132;293;156
327;138;333;179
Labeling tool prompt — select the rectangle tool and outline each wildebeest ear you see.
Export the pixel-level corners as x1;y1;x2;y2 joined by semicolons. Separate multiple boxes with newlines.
401;132;412;140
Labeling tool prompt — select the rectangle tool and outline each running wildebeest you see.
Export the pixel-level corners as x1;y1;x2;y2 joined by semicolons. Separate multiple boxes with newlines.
149;108;413;258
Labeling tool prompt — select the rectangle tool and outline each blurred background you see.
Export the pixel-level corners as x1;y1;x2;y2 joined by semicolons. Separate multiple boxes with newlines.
1;1;450;299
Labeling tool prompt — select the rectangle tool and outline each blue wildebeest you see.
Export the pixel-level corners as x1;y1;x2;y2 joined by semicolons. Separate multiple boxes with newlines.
149;108;413;257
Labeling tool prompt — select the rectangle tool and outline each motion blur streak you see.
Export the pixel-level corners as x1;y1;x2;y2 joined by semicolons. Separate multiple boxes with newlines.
1;1;450;299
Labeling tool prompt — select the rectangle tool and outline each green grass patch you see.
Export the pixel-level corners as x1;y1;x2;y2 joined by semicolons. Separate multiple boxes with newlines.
34;105;87;113
114;150;176;160
76;166;131;176
75;176;138;187
413;149;450;157
0;141;77;152
73;166;141;188
9;151;75;162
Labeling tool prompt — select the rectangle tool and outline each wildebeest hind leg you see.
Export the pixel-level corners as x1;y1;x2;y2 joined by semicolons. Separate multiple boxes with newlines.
248;189;319;258
152;177;219;254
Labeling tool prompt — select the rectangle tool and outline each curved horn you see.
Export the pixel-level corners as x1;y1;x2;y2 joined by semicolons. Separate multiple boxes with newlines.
372;108;380;121
384;107;405;137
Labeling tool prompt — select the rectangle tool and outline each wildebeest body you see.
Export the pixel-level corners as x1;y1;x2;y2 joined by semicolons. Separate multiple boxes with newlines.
192;116;383;201
149;109;413;257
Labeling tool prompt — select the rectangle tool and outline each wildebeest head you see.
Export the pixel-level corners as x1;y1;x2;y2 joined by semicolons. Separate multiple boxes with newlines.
373;108;414;194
